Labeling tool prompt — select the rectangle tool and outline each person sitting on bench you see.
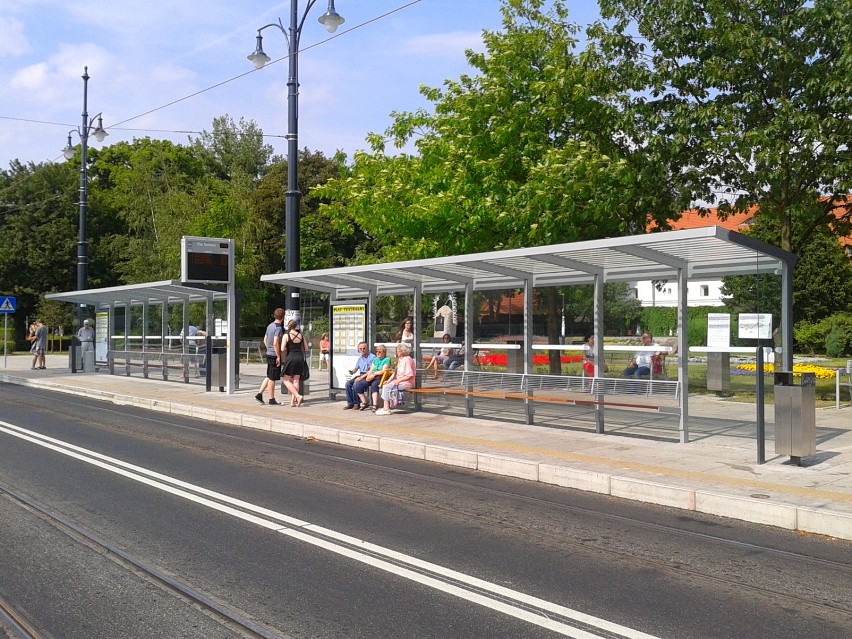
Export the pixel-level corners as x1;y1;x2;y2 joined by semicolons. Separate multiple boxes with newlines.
445;342;466;371
424;333;453;378
375;343;416;415
354;344;391;411
582;333;608;377
623;332;660;378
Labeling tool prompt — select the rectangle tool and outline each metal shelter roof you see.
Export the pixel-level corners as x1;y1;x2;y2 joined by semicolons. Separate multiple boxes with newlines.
45;280;228;309
261;226;794;298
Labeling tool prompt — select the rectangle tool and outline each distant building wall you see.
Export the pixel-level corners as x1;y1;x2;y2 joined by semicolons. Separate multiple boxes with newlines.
630;279;726;308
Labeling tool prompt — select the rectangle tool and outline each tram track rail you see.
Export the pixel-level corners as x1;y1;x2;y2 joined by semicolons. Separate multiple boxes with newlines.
0;595;43;639
0;484;286;639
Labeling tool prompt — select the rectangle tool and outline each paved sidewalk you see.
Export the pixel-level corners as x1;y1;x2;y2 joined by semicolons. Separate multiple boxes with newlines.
2;353;851;541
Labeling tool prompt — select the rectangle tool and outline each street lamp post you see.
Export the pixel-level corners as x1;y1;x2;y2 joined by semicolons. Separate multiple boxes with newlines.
62;66;107;329
248;1;344;327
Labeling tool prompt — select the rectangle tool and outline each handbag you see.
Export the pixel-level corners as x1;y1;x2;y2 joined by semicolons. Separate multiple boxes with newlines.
302;359;311;381
389;384;404;409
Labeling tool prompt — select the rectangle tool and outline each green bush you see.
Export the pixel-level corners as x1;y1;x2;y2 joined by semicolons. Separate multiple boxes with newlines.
795;312;852;355
639;307;676;337
825;326;852;357
794;320;825;355
638;306;721;346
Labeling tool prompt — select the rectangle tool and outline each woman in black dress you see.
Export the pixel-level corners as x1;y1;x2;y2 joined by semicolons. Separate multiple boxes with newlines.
281;320;307;406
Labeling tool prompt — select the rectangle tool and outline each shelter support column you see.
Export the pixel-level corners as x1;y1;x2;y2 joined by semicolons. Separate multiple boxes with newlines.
780;262;794;371
123;303;131;377
677;267;689;442
182;301;189;381
161;301;169;380
523;277;534;425
464;282;474;418
367;289;376;355
413;286;421;370
593;273;604;434
142;301;150;378
108;302;116;375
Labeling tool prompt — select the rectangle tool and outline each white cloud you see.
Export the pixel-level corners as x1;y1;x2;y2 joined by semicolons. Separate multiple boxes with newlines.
403;31;485;59
0;16;29;56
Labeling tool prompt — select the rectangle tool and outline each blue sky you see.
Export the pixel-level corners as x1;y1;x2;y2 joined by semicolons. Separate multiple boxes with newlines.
0;1;602;169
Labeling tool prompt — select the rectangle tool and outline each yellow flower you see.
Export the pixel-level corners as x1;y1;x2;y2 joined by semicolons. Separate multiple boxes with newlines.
734;362;836;379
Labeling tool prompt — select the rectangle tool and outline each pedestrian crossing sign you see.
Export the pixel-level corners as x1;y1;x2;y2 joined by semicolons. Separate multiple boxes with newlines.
0;296;16;313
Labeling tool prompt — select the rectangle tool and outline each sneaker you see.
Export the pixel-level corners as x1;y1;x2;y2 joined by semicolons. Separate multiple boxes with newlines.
268;398;281;406
343;405;355;410
375;408;392;416
254;393;265;404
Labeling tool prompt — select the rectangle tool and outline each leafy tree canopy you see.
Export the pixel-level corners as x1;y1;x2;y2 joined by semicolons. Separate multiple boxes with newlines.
316;0;687;262
591;0;852;252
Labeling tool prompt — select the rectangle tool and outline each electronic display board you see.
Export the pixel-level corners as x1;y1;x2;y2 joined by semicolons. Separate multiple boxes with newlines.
181;237;233;284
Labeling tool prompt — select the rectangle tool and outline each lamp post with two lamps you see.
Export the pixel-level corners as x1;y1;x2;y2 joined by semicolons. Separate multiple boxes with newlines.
248;1;344;327
62;66;108;330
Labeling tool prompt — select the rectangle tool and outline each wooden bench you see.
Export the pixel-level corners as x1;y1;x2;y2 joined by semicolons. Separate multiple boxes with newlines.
408;369;680;424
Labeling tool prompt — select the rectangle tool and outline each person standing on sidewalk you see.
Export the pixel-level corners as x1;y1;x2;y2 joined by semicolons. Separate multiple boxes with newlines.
31;320;48;369
77;319;95;371
255;308;284;406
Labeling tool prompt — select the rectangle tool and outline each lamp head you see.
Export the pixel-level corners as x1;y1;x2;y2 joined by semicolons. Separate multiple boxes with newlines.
317;1;345;33
62;133;75;160
247;33;271;69
92;115;108;142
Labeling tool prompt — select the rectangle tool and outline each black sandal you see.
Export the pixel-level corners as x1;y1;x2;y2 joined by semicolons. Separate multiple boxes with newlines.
358;403;368;411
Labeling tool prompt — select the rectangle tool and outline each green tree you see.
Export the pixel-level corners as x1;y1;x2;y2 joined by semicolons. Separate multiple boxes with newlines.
0;160;79;337
91;138;209;283
722;227;852;325
316;0;686;365
316;0;686;262
591;0;852;253
190;115;275;181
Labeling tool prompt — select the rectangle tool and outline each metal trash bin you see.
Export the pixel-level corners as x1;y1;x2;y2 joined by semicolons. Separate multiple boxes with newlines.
207;346;227;392
774;371;816;462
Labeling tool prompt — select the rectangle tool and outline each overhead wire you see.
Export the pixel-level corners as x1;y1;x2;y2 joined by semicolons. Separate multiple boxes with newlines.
0;1;424;199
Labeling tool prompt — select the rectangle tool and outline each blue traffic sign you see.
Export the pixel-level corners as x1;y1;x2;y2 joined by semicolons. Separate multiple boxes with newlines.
0;296;16;313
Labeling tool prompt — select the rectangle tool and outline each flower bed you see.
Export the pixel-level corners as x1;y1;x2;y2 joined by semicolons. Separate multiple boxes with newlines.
735;362;837;379
478;353;583;366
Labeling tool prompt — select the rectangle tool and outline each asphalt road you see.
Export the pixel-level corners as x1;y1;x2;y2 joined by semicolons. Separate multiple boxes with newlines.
0;382;850;639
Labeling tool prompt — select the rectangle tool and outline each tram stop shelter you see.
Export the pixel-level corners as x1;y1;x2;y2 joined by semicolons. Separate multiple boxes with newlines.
262;227;796;442
46;280;233;392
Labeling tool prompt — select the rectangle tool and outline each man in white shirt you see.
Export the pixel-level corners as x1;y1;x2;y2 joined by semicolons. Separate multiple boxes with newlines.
76;319;95;371
623;332;660;378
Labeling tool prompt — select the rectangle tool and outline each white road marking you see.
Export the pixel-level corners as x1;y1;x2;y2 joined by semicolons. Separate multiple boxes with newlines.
0;421;663;639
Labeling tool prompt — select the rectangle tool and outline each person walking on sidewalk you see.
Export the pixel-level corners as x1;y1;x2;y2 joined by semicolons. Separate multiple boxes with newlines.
318;333;331;371
255;308;284;406
281;320;307;407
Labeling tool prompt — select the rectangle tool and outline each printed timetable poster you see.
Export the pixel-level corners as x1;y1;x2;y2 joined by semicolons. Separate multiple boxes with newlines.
330;303;367;390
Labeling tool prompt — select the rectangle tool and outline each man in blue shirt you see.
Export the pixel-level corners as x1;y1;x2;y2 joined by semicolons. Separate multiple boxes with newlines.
343;341;374;409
